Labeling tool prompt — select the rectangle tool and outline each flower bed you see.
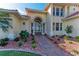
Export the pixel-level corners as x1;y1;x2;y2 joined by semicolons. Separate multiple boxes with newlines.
58;40;79;56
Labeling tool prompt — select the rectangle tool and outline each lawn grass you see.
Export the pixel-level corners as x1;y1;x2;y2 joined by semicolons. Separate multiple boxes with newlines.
0;51;41;56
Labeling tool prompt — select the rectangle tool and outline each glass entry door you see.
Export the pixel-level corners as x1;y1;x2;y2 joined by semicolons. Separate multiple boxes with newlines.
35;22;42;34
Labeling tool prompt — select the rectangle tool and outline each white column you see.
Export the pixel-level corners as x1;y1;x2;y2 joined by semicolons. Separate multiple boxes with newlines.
42;23;44;35
64;5;68;17
50;19;53;36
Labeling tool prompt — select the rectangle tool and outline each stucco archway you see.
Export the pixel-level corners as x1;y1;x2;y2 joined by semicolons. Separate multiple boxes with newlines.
31;16;45;35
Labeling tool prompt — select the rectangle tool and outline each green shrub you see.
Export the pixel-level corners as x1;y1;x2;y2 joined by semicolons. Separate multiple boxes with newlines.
76;36;79;42
64;36;69;40
19;30;29;42
0;39;8;46
32;40;36;44
32;43;36;48
65;25;73;36
17;41;23;47
31;35;36;48
3;38;9;41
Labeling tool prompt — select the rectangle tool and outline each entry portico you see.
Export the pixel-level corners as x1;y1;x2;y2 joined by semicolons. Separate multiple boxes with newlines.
26;8;47;35
31;16;46;35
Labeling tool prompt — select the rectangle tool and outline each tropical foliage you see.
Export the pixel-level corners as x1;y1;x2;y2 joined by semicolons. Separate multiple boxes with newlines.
0;12;12;32
19;30;29;42
0;38;9;46
65;25;73;36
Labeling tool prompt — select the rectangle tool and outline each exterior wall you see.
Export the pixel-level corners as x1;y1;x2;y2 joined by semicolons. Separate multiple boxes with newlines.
68;5;79;15
46;4;64;36
47;3;79;36
9;14;22;37
63;18;79;37
46;4;53;36
20;19;31;34
0;13;22;39
53;16;63;35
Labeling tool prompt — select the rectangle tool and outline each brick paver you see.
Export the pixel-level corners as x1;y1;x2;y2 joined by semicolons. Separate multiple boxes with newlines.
35;35;71;56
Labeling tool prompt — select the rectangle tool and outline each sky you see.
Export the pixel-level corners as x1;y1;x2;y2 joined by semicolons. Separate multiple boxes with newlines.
0;3;47;15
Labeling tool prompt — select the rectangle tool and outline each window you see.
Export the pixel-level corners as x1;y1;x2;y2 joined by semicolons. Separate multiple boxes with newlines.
60;23;62;31
53;7;64;16
56;8;59;16
56;23;59;31
60;8;64;16
53;7;55;16
53;22;55;31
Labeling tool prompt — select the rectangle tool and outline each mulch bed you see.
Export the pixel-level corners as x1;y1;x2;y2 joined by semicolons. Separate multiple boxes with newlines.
47;36;79;56
58;40;79;56
48;35;79;56
0;35;41;52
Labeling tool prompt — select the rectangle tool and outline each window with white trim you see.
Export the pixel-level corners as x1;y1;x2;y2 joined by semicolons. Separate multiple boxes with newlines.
56;23;59;31
56;8;59;16
53;7;64;17
60;23;62;31
60;8;64;16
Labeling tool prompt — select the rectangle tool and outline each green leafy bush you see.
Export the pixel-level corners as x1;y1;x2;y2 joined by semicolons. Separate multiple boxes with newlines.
32;43;36;48
3;38;9;41
76;36;79;42
32;40;36;44
65;25;73;36
17;41;23;47
0;38;8;46
19;30;29;42
31;35;36;48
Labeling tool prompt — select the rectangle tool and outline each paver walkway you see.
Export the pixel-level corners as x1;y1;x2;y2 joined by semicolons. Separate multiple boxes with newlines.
35;35;71;56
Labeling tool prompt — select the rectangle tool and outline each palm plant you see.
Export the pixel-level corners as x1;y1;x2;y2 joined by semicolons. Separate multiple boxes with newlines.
0;12;12;32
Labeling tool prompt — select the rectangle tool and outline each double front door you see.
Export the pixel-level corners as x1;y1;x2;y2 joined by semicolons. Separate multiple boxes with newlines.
31;22;45;35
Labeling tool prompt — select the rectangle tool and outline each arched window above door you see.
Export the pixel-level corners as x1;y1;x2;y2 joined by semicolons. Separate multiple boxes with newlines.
34;17;42;23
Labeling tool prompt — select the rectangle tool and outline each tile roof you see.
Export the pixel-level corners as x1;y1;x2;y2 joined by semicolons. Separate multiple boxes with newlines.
26;8;47;13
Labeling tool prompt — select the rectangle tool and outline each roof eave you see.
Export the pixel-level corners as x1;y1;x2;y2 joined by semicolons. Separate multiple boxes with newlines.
63;15;79;21
26;8;47;14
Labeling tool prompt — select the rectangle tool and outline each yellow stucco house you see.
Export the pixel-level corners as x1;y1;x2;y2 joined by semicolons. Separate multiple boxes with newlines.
0;3;79;39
